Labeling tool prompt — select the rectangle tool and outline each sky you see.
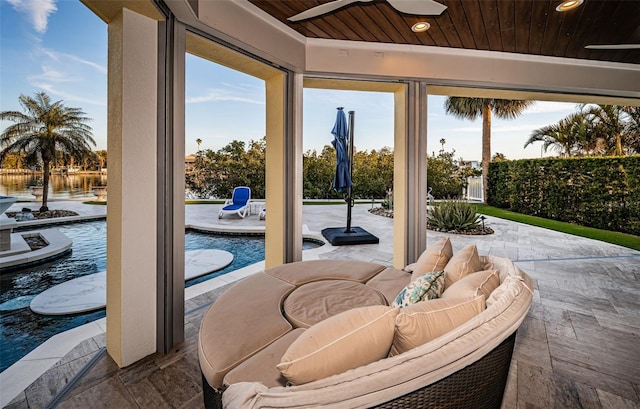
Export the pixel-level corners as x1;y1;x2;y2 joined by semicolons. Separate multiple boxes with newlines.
1;0;584;162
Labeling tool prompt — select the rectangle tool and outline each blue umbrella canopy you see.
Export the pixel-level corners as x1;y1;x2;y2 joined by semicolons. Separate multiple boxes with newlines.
331;108;352;193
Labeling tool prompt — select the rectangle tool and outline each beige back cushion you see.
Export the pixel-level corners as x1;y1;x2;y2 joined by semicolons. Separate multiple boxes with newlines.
277;305;399;385
442;269;500;300
391;296;485;356
365;268;412;304
443;244;484;289
411;237;454;281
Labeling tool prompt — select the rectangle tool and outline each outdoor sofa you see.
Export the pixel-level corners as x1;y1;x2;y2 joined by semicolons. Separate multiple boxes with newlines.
198;238;534;409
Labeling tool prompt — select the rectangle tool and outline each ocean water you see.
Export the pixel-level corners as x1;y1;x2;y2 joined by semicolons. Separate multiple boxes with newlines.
0;173;107;200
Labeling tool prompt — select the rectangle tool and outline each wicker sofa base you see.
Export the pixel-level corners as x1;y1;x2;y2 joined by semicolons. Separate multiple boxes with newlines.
372;332;516;409
201;332;516;409
203;373;224;409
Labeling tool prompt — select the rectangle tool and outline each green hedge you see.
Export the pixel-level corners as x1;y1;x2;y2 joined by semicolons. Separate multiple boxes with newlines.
488;157;640;235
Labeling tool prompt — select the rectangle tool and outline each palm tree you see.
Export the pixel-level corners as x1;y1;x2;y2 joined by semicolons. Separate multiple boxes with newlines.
622;106;640;155
196;138;202;152
524;112;593;157
96;150;108;170
492;152;507;162
444;97;533;202
581;104;628;156
0;92;95;211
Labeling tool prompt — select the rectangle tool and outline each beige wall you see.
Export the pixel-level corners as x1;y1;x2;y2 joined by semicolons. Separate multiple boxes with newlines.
304;39;640;101
264;74;289;267
106;8;158;367
184;0;306;71
173;2;639;100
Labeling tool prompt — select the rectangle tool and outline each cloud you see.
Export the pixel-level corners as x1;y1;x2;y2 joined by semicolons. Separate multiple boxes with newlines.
493;124;543;133
26;48;107;103
40;49;107;74
28;65;77;82
27;48;107;94
186;88;264;105
524;101;579;114
32;82;106;106
220;81;263;92
450;126;482;133
6;0;57;33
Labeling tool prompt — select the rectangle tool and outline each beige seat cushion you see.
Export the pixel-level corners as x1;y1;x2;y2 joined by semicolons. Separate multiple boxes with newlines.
444;244;484;289
198;273;295;389
223;328;306;388
277;305;399;385
442;269;500;300
365;267;412;304
390;296;486;356
411;237;454;281
283;280;387;328
265;259;386;285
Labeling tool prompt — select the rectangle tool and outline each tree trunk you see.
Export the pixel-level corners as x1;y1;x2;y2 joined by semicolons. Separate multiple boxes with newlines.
40;159;50;212
481;104;492;204
615;133;622;156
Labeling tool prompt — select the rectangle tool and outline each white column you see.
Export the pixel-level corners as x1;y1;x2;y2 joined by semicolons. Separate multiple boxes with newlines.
106;8;158;367
393;82;427;268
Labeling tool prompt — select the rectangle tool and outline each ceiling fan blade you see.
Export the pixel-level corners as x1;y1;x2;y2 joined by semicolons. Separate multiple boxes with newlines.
386;0;447;15
585;44;640;50
288;0;364;22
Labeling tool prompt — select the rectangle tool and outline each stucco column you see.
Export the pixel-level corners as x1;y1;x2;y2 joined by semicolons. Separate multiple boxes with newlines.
106;8;158;367
393;82;427;268
265;72;303;267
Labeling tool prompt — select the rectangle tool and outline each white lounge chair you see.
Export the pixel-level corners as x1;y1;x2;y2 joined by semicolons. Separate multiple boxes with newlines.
218;187;251;219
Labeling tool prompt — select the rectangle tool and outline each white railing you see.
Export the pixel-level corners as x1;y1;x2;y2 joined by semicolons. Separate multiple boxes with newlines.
465;176;483;202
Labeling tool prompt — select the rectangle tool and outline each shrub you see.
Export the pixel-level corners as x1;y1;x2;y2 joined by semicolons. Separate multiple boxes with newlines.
488;156;640;235
427;200;481;231
427;150;465;199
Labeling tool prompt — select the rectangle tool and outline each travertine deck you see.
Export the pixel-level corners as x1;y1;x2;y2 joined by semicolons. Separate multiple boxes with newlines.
3;201;639;408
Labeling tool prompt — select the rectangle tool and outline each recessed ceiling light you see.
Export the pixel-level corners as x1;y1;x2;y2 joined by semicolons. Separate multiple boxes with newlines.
412;22;430;32
556;0;583;12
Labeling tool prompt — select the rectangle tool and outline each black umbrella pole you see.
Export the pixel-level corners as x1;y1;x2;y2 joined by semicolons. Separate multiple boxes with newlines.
345;110;355;233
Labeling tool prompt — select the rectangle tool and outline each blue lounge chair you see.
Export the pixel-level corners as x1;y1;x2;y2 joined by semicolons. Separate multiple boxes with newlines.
218;187;251;219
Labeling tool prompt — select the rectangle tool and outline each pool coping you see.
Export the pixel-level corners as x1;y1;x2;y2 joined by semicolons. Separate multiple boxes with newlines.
0;228;73;270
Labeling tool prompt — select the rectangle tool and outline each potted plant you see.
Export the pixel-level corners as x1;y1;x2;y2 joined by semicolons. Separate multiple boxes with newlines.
30;180;44;202
92;185;107;201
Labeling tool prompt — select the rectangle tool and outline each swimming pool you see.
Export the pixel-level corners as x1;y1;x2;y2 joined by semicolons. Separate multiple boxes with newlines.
0;220;322;372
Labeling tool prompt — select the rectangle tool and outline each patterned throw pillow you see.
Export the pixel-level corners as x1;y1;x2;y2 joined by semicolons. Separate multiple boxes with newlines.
391;270;445;308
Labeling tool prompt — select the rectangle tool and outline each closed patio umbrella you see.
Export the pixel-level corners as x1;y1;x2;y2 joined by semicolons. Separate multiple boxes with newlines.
321;107;378;246
331;107;352;193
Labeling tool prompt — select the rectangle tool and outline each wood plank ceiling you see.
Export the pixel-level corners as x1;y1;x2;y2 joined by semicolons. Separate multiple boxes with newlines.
248;0;640;64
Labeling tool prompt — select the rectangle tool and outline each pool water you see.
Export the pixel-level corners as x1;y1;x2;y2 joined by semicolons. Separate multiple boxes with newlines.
0;220;321;372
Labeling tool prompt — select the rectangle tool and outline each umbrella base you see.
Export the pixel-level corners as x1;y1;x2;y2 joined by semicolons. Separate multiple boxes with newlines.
321;226;379;246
